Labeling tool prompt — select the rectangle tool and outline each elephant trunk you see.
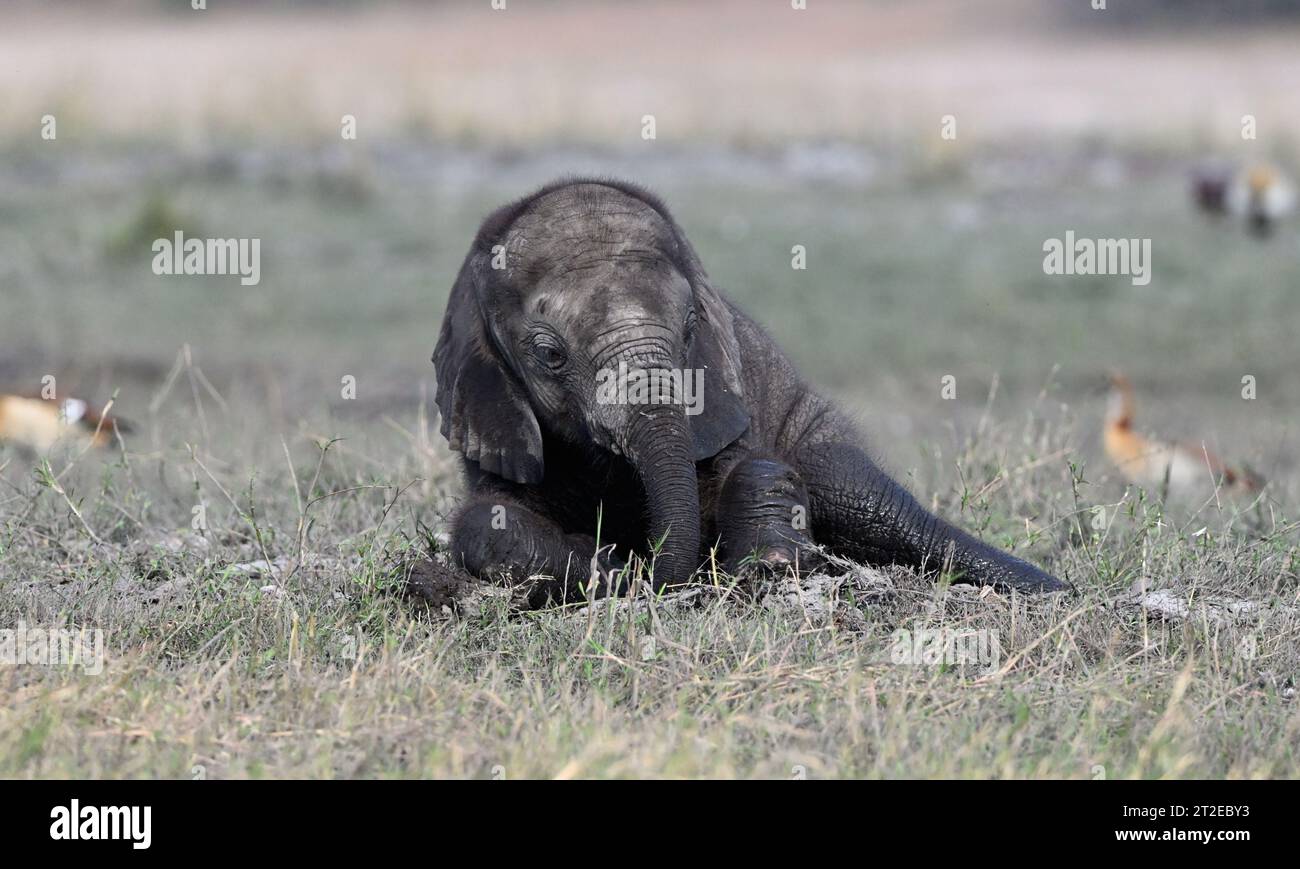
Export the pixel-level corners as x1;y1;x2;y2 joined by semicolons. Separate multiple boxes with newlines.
624;404;700;590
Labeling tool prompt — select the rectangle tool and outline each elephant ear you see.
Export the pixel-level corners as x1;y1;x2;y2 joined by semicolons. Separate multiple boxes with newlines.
687;277;751;459
432;253;544;485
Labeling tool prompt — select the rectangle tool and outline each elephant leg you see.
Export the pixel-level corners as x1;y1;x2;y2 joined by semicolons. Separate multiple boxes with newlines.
450;495;625;607
713;455;821;576
796;441;1067;593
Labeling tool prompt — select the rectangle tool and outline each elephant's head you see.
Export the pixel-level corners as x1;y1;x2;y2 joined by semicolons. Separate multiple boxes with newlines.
433;179;751;587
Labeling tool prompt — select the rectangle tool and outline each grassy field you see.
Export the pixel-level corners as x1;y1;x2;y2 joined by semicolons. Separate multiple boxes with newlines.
2;140;1297;778
1;2;1299;778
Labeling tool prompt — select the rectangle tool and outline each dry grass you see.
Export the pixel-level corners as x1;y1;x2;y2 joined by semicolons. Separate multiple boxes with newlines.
2;383;1296;779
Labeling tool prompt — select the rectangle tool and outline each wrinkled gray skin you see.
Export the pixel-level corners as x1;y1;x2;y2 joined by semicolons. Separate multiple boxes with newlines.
434;179;1067;606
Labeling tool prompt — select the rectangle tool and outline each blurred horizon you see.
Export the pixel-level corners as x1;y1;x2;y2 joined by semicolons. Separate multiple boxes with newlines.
4;0;1300;152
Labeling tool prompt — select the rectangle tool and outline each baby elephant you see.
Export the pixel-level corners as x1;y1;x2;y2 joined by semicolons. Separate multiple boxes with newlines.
433;178;1066;605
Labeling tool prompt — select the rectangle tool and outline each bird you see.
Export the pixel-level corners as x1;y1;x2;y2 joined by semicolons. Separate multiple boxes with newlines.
1239;164;1296;237
0;394;130;453
1192;162;1295;237
1103;374;1261;498
1192;161;1234;215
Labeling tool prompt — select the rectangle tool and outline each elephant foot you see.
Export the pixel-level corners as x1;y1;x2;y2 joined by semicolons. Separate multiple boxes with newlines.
451;497;630;607
714;456;822;578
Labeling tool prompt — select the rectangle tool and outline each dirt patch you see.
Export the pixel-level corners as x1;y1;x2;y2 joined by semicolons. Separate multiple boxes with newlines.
399;554;905;630
402;557;486;614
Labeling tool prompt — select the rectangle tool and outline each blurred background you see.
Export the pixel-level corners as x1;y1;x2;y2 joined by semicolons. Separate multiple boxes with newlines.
2;0;1298;523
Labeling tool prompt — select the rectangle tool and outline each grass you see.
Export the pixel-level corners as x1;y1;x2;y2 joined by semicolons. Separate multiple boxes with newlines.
0;349;1296;777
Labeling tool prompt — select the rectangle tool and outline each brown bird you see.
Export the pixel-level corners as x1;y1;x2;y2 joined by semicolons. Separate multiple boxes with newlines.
1192;162;1295;237
0;394;129;452
1103;374;1261;498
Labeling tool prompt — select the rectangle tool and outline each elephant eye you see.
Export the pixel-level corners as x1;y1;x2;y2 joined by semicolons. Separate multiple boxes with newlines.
532;339;568;371
684;308;699;339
